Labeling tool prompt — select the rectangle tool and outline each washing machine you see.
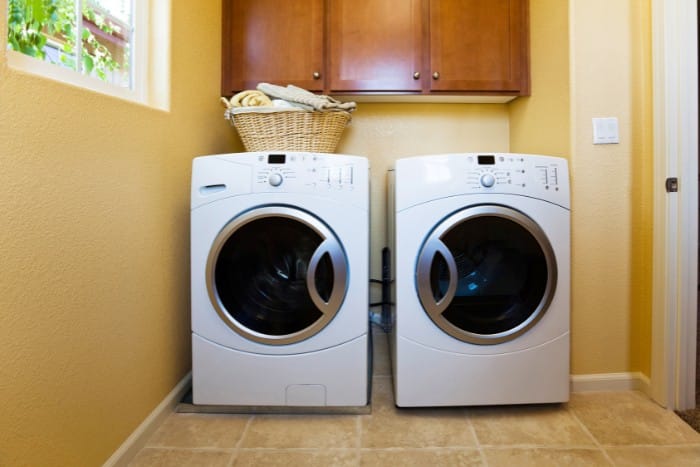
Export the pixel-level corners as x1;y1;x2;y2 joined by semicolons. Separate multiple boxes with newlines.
191;152;369;407
388;153;570;407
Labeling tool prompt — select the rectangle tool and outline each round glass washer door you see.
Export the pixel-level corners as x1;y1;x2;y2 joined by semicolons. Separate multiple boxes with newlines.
416;205;557;345
206;206;348;345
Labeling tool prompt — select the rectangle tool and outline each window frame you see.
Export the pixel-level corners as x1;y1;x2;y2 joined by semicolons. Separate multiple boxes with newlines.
5;0;170;110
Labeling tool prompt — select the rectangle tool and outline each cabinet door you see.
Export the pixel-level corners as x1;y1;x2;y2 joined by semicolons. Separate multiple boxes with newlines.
328;0;423;92
429;0;529;94
222;0;325;96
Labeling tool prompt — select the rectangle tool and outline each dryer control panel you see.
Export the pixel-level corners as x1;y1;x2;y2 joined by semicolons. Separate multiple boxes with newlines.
394;153;570;210
466;154;564;192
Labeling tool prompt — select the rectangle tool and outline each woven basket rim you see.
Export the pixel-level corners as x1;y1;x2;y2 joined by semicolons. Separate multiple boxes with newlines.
230;108;350;153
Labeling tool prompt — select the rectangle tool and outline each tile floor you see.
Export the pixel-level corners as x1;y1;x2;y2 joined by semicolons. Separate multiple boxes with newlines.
130;326;700;466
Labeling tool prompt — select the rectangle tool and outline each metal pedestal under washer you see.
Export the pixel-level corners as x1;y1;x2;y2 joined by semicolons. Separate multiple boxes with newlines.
388;153;570;407
190;152;369;409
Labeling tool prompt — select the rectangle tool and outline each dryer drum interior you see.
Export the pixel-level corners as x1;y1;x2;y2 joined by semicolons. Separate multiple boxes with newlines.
206;206;348;345
416;204;557;345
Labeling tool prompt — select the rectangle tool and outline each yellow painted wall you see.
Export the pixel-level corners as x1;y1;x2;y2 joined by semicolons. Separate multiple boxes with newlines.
567;0;653;375
628;0;653;377
510;0;570;158
0;1;235;466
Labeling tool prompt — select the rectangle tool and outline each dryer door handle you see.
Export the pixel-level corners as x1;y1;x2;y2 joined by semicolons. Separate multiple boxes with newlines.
416;239;458;317
307;239;348;316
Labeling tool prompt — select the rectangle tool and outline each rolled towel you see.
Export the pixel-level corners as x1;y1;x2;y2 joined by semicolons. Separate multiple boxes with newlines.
229;90;273;108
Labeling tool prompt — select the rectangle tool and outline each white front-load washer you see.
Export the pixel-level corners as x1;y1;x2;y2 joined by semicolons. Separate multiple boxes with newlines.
191;152;369;407
388;153;570;407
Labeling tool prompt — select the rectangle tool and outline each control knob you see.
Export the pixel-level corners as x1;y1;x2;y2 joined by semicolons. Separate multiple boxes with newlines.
268;172;283;187
479;173;496;188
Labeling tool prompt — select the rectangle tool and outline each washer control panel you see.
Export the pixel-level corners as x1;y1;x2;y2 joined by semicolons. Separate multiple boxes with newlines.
191;152;369;210
251;152;360;192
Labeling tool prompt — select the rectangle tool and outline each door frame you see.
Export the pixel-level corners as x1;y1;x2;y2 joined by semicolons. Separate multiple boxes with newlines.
650;0;698;410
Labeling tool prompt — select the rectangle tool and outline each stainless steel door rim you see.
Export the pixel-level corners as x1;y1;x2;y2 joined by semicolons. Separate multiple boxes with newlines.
206;206;348;345
416;204;557;345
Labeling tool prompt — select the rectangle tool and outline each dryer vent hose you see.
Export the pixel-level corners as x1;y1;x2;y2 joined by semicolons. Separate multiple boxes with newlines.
369;247;392;333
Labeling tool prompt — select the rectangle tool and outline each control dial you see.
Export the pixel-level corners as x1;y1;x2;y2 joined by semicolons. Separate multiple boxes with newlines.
268;172;283;187
479;173;496;188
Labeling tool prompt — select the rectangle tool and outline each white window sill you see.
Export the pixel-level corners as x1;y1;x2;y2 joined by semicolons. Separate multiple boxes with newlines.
7;50;146;105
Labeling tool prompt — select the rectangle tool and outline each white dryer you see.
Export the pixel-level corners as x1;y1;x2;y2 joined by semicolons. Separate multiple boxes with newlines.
388;153;570;407
191;152;369;407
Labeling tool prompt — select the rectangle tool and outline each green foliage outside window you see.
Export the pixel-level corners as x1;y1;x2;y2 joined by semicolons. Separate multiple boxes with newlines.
7;0;125;82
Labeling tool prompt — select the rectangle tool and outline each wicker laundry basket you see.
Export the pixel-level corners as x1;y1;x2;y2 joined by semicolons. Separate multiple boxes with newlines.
229;108;351;153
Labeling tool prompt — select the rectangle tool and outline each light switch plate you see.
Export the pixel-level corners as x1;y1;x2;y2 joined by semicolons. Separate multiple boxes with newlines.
593;117;620;144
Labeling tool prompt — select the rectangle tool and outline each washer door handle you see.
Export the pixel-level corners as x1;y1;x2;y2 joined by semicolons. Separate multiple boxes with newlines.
416;238;458;318
307;238;348;315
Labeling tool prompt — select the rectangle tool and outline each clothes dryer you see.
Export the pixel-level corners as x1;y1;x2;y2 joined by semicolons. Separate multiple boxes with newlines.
191;152;369;407
388;153;570;407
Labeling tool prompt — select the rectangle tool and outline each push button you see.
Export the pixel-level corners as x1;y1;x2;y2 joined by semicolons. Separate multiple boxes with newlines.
341;166;353;184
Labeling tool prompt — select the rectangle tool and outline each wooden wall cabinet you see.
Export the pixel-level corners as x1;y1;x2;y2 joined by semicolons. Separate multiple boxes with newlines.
328;0;423;92
221;0;325;96
222;0;530;98
428;0;529;94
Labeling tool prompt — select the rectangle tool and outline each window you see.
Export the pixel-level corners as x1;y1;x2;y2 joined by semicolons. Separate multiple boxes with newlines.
6;0;170;109
8;0;133;86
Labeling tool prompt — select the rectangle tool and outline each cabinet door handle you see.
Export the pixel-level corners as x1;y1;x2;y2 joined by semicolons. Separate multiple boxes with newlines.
413;72;420;80
313;71;321;80
432;72;440;80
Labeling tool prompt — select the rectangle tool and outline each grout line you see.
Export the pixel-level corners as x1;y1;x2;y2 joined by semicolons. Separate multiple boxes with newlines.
597;442;700;448
234;447;361;451
227;416;255;467
567;406;616;466
466;413;488;467
477;444;617;450
225;450;237;467
138;447;237;452
234;415;255;450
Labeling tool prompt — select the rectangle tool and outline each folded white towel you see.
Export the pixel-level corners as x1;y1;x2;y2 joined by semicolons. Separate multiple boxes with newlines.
272;99;314;111
257;83;356;112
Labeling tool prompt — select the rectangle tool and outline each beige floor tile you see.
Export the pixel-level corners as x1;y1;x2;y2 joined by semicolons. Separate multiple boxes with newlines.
130;387;700;466
128;447;234;467
360;448;483;467
568;391;700;445
240;414;359;448
362;378;475;448
482;447;612;467
469;403;595;446
361;410;476;448
606;446;700;466
146;413;250;448
233;449;358;466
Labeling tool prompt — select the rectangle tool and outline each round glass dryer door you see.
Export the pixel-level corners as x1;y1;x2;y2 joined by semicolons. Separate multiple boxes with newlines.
416;205;557;344
206;206;348;345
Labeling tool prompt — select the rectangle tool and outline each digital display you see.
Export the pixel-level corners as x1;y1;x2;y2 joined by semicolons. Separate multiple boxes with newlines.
268;154;286;164
477;155;496;165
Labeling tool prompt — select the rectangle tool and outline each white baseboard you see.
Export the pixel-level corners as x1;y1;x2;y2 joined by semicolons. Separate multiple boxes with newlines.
570;372;651;395
103;372;192;467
